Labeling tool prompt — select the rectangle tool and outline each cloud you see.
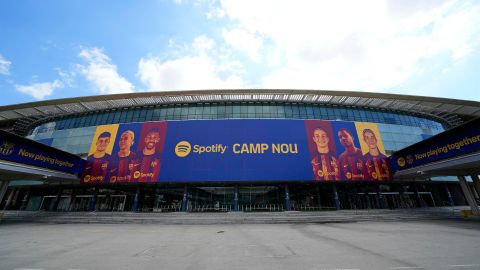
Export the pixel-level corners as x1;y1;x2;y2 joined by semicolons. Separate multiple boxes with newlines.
212;0;480;92
0;54;11;75
56;68;76;88
137;35;244;91
222;28;263;62
78;47;134;94
15;80;64;100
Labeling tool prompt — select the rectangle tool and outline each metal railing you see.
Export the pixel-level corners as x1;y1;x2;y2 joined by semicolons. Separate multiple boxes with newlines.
240;204;284;212
189;204;232;212
153;204;181;212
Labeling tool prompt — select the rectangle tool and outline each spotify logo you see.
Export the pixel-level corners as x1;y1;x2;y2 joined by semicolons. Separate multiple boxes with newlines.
175;141;191;157
397;157;405;167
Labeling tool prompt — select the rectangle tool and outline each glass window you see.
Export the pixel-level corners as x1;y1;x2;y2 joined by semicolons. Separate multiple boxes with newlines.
28;102;446;138
132;109;140;121
166;107;174;118
210;104;218;117
123;111;132;122
112;110;120;123
217;104;226;118
106;111;115;123
255;104;262;114
174;106;181;118
285;104;293;118
119;109;128;123
195;105;203;116
145;108;153;121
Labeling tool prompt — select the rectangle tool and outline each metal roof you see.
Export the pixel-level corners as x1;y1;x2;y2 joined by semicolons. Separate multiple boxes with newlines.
1;89;479;133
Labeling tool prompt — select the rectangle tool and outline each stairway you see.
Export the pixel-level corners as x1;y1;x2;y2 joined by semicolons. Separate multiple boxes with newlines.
0;207;473;225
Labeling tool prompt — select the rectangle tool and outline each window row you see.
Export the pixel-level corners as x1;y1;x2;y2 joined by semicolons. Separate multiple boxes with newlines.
30;102;446;135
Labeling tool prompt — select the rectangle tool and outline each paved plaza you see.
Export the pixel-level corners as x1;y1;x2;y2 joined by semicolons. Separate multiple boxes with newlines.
1;220;479;270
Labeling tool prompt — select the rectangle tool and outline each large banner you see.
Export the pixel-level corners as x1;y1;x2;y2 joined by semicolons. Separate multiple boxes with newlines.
0;130;84;176
81;119;392;184
391;117;480;172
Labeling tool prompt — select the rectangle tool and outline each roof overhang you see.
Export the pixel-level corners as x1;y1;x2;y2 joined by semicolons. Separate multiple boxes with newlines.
1;89;479;129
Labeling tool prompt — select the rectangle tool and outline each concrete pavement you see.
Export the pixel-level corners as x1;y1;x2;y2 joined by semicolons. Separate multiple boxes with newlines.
1;220;479;270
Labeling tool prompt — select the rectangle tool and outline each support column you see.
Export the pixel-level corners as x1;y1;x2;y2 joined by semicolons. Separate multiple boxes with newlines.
413;183;423;208
181;185;188;212
233;185;239;212
11;189;20;209
376;184;385;209
0;181;9;207
284;184;291;211
20;188;31;210
68;188;77;211
458;176;480;216
132;186;141;212
471;175;480;199
444;184;455;206
52;187;63;211
3;188;15;210
315;184;322;209
89;186;99;212
332;184;340;210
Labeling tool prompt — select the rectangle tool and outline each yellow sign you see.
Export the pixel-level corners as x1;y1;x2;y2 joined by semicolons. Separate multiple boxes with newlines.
0;141;14;156
175;141;191;157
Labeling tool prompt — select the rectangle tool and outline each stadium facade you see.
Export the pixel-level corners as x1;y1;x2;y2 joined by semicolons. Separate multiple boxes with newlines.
0;89;479;213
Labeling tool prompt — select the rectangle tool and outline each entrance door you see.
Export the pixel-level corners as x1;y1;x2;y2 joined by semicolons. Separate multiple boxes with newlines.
239;185;283;212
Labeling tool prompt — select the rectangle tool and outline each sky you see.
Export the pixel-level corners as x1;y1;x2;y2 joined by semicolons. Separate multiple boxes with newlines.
0;0;479;106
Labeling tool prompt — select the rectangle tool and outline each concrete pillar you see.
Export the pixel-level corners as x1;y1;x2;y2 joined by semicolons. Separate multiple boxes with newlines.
471;175;480;199
444;184;455;206
458;176;480;216
376;184;385;209
11;189;20;209
132;186;141;212
52;187;63;211
0;181;9;206
68;188;77;211
413;183;423;208
284;184;291;211
181;185;188;212
89;186;99;212
3;188;15;210
332;184;340;210
233;185;239;211
20;188;31;210
315;184;322;209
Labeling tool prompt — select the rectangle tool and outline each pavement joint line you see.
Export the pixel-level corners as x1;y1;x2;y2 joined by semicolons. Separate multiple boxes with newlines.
449;264;480;267
389;267;425;269
316;268;360;270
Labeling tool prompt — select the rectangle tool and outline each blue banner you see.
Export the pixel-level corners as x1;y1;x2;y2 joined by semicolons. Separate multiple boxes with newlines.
0;130;84;176
161;120;311;182
81;119;392;184
391;118;480;171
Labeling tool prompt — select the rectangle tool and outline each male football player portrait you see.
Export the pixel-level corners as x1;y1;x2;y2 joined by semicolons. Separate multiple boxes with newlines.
311;127;339;181
337;128;366;181
82;131;111;183
131;128;162;182
362;128;391;180
108;130;137;183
